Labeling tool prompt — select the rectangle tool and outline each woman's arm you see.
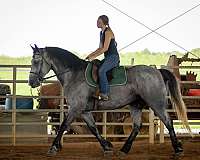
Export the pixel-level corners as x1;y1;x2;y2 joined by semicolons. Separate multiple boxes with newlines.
86;31;112;61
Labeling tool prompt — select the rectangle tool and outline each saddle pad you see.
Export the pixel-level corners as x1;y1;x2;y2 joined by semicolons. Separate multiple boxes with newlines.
85;63;127;87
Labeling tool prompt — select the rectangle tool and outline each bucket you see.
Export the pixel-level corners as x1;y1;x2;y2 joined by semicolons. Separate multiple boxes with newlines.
5;95;33;110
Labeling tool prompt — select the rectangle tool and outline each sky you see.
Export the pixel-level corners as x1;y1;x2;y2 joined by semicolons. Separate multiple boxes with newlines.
0;0;199;57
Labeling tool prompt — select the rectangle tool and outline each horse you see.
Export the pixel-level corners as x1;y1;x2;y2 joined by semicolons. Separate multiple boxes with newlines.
28;44;191;157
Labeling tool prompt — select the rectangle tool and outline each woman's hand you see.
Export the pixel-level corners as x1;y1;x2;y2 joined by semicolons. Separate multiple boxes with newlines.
86;47;104;61
85;54;96;61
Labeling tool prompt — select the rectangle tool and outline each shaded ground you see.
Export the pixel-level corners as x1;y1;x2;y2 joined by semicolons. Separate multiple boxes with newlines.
0;139;199;160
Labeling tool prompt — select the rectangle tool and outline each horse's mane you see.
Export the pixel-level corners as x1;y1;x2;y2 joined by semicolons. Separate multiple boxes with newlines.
46;47;87;71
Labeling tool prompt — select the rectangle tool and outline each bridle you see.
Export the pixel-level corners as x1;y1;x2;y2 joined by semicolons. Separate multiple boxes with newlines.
30;49;70;82
29;49;52;82
29;46;70;100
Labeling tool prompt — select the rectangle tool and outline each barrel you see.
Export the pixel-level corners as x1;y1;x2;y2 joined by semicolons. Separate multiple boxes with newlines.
5;95;33;110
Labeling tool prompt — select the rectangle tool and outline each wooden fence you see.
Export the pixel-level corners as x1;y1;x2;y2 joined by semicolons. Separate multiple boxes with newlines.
0;65;199;146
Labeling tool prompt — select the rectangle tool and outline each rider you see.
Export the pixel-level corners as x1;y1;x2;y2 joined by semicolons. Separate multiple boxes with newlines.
86;15;120;101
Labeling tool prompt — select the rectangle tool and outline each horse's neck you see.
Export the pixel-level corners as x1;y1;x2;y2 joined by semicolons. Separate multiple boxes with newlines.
49;52;88;86
48;58;67;86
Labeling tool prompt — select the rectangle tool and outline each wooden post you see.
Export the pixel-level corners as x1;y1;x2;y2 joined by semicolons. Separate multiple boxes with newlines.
153;117;159;140
148;65;157;144
102;111;107;139
149;108;154;144
159;121;165;143
12;67;17;146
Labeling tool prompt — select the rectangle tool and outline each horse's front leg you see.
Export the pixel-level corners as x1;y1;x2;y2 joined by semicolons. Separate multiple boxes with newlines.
47;110;76;156
81;112;113;156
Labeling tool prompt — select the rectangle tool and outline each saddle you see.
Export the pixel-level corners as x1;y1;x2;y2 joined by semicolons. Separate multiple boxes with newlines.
85;60;127;87
91;59;114;83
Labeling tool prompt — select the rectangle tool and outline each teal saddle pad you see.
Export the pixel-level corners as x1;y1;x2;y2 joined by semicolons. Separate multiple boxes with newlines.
85;63;127;87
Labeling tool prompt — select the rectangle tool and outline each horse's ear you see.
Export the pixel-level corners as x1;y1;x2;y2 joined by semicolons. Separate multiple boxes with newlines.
30;44;36;53
34;44;40;53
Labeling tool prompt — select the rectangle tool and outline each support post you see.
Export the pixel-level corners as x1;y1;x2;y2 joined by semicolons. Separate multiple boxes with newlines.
102;111;107;139
12;67;17;146
149;108;154;144
159;121;165;143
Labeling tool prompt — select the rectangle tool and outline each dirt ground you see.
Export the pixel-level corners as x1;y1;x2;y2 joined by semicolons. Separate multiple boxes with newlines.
0;139;199;160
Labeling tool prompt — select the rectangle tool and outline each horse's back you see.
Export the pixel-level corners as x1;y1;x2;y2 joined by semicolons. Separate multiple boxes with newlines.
126;65;166;97
125;65;162;80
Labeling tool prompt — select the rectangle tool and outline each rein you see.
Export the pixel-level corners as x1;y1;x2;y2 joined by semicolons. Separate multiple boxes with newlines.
44;68;71;80
30;68;70;81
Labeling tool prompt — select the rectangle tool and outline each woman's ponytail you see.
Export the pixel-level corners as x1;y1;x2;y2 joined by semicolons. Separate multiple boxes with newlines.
99;15;114;36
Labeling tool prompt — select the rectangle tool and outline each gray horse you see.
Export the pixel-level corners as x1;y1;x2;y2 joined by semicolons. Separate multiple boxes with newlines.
29;45;191;157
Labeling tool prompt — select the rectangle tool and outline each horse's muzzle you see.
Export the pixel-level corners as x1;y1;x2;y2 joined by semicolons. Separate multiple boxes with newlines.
28;74;41;88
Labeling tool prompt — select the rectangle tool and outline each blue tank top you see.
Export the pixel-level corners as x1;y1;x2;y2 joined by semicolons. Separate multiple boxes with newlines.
100;28;119;58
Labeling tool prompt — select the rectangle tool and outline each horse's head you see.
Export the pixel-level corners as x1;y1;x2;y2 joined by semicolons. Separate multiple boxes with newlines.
29;44;51;88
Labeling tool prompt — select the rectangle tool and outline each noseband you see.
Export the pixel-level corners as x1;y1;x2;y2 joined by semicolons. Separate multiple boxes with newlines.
29;71;45;81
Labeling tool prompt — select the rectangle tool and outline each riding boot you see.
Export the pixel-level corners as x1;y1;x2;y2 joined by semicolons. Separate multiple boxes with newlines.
99;93;109;101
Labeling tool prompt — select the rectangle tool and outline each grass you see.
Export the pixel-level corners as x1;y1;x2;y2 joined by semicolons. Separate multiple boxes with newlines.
120;51;171;66
0;55;31;65
174;125;200;129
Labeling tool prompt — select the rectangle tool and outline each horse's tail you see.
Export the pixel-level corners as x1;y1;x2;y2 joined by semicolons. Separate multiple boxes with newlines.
159;69;192;136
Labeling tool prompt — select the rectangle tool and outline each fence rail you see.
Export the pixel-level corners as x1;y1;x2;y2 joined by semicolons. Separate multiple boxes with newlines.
0;65;200;146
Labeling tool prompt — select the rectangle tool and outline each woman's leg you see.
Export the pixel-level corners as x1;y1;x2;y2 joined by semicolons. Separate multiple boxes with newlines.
98;54;119;96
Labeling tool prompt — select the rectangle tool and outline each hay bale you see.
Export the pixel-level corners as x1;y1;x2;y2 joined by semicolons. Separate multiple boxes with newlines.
39;82;62;109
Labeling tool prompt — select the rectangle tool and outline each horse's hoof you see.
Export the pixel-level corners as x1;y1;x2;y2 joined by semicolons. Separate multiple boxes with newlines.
47;145;59;156
175;151;184;157
172;151;184;160
116;151;127;160
104;150;113;159
175;146;183;155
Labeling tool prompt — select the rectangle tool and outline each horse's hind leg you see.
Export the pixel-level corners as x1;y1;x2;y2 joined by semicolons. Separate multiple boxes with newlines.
149;102;183;154
81;112;113;155
120;103;142;154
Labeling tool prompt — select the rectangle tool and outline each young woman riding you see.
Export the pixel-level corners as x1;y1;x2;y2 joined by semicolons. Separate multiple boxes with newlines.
86;15;120;100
